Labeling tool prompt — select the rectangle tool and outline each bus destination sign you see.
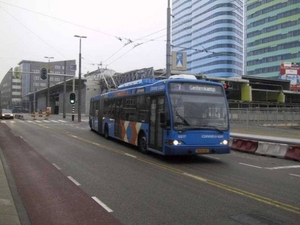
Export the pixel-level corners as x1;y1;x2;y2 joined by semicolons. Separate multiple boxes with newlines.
169;83;222;94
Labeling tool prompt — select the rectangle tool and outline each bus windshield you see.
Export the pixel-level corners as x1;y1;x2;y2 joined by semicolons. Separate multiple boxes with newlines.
169;92;229;131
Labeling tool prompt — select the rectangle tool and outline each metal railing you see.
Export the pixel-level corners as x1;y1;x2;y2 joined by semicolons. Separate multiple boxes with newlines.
230;107;300;126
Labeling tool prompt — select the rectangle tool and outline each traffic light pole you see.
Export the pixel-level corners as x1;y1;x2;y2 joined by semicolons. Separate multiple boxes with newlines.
45;56;54;109
72;72;75;121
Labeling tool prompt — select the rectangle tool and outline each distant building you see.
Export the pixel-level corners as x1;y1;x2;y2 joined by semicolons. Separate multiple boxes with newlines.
172;0;244;77
246;1;300;78
18;59;76;110
0;67;22;110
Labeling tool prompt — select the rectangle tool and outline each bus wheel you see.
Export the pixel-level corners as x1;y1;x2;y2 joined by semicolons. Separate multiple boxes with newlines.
138;133;148;154
104;126;109;139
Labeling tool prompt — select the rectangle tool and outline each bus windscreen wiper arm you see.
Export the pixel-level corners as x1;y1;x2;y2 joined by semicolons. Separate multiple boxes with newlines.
175;110;190;126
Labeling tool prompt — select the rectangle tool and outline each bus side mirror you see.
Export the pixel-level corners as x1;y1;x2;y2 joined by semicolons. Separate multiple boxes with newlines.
160;113;170;129
160;113;166;124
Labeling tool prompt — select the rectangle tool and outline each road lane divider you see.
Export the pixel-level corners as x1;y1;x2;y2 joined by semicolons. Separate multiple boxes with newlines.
231;139;258;153
285;145;300;161
239;163;262;169
92;197;113;213
255;142;288;158
67;176;81;186
52;163;61;170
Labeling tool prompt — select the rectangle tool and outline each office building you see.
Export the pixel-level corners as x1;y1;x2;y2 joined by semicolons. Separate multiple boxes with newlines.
19;60;76;110
172;0;244;77
246;0;300;78
0;67;22;110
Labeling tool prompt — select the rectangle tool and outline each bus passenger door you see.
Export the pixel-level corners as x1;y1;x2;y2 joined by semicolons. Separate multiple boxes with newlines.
98;98;104;134
149;96;164;151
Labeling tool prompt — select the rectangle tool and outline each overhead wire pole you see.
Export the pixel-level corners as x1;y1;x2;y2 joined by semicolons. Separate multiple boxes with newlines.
63;61;67;119
45;56;54;109
74;35;87;123
166;0;172;78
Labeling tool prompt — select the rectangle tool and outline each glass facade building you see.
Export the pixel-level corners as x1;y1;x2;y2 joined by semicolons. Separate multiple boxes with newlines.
246;0;300;78
172;0;244;77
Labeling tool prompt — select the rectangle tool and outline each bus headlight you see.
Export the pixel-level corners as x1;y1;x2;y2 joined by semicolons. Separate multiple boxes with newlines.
220;140;228;145
167;140;182;145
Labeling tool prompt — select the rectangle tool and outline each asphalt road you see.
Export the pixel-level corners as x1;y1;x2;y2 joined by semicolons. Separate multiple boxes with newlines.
1;117;300;225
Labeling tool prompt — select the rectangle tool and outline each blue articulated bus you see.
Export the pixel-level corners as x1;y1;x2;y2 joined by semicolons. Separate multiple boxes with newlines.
89;75;230;155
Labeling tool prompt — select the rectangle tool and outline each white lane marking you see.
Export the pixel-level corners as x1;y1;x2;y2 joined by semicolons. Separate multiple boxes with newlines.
266;165;300;170
239;163;262;169
58;120;67;123
35;120;42;123
43;120;50;123
27;121;34;123
125;153;137;158
49;120;59;123
202;155;220;160
183;173;207;182
10;121;16;123
290;173;300;178
92;197;113;213
67;176;81;186
1;121;6;123
52;163;61;170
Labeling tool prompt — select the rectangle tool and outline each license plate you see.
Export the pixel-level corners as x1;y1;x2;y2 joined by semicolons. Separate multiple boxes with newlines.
196;149;209;153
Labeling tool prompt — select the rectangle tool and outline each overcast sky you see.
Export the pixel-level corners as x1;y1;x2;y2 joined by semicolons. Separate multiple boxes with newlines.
0;0;168;82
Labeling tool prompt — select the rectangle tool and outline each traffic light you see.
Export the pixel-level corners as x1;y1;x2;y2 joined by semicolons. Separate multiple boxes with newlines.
223;83;230;97
69;92;76;105
40;68;48;80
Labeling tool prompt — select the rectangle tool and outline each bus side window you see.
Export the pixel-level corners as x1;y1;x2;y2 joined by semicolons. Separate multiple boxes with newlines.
137;95;149;122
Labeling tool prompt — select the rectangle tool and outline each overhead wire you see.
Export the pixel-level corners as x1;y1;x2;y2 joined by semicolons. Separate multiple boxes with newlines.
106;34;166;66
0;6;67;59
0;0;189;71
0;0;116;38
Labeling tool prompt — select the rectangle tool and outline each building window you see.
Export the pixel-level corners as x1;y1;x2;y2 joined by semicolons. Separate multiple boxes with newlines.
55;65;61;69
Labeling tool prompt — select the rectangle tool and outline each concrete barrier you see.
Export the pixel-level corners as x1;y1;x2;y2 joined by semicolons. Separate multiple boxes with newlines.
255;142;288;158
230;139;258;153
285;145;300;161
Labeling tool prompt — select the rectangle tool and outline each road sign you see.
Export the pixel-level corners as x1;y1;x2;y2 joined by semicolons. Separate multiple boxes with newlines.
172;51;187;70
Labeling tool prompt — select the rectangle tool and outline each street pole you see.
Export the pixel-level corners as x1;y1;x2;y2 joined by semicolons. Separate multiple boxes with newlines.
45;56;54;110
63;61;66;119
74;35;87;122
72;69;75;121
166;0;172;78
33;88;36;113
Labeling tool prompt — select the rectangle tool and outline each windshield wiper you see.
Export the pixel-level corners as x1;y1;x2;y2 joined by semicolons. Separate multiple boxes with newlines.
175;110;190;126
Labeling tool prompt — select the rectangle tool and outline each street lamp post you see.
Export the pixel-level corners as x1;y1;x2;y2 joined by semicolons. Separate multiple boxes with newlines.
45;56;54;109
74;35;87;122
166;0;172;78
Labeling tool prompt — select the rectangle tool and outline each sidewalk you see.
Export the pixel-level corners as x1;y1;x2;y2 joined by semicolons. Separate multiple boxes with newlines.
0;153;21;225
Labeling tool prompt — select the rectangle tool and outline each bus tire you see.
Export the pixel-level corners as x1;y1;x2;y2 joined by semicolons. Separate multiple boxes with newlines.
104;125;109;139
138;132;148;154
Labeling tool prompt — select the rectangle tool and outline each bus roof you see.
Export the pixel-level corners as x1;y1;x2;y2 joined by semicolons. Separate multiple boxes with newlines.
118;78;157;90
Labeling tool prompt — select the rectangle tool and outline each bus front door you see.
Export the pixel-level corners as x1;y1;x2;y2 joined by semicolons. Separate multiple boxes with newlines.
149;96;164;151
